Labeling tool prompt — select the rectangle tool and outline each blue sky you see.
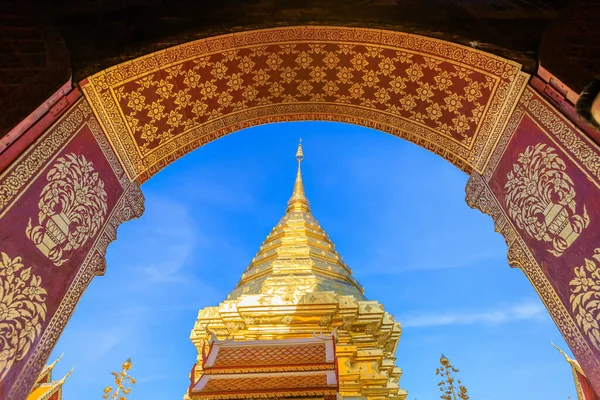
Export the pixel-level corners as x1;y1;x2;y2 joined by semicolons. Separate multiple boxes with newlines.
51;122;576;399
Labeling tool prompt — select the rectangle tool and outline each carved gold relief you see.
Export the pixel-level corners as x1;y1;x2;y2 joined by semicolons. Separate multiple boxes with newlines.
570;248;600;350
26;154;108;266
505;144;589;256
0;252;47;381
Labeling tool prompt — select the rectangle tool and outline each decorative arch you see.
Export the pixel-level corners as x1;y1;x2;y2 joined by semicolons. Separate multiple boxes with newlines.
80;26;527;182
2;25;600;400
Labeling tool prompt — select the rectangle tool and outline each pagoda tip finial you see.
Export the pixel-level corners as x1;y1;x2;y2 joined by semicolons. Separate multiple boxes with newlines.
296;138;304;162
287;139;310;213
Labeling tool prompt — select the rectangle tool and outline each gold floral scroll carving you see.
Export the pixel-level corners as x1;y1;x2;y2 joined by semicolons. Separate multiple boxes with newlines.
570;248;600;350
26;154;108;266
505;143;589;257
0;252;47;382
466;172;597;370
468;88;600;392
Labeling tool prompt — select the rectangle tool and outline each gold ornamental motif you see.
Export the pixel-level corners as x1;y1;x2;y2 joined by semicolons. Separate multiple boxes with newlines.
103;358;135;400
26;153;108;266
436;355;469;400
0;252;47;382
116;43;493;154
569;248;600;350
0;98;142;400
505;143;589;256
82;26;526;181
467;172;600;384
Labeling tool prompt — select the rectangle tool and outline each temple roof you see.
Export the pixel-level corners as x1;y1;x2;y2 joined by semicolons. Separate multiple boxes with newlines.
191;335;338;399
26;356;72;400
202;335;336;373
36;353;63;385
227;141;365;302
192;371;338;399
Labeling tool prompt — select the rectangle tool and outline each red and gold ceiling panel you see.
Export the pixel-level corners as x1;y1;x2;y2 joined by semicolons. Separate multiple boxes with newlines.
81;26;528;182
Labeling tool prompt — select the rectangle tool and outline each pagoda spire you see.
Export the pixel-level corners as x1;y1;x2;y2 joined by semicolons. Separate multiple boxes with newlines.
286;139;311;214
227;138;365;301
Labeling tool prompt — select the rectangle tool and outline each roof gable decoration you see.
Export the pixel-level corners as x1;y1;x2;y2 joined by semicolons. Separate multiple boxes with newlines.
203;333;337;370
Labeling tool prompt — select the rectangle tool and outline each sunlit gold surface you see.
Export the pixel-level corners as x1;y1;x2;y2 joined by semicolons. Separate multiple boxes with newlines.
189;142;407;399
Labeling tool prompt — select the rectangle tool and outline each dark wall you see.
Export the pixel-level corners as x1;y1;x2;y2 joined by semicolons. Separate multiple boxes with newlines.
0;2;70;137
37;0;569;79
539;0;600;93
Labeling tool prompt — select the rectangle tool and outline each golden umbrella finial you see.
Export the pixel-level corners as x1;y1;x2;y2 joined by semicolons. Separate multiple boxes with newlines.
296;138;304;162
440;354;450;367
103;358;136;400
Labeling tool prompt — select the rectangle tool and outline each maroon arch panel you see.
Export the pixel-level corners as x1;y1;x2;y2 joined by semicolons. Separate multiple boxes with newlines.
0;97;144;400
467;87;600;394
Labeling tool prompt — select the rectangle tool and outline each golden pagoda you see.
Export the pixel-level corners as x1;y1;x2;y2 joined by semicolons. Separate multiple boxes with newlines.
186;141;407;400
26;354;72;400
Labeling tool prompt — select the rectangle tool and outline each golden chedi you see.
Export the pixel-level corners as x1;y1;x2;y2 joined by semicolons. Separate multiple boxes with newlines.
186;141;407;400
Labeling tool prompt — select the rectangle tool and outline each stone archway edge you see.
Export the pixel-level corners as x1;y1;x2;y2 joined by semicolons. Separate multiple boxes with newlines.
1;26;600;399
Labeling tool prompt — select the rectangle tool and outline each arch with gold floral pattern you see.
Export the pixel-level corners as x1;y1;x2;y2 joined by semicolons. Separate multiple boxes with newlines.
3;25;600;400
81;26;528;182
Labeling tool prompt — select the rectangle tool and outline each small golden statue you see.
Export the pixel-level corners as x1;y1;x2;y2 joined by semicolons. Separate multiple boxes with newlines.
436;354;470;400
103;358;136;400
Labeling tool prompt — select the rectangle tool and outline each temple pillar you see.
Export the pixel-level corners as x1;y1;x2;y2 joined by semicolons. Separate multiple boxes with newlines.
466;85;600;394
0;95;144;400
